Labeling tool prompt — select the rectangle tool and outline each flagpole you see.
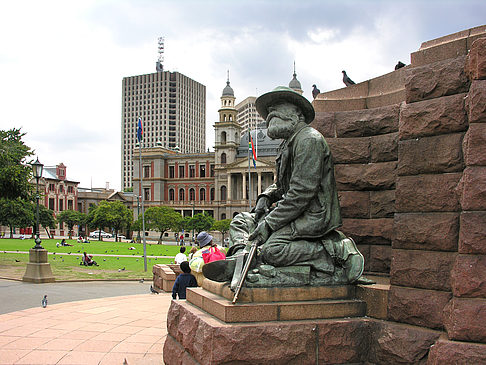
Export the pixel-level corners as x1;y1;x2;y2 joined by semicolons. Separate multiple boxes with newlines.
248;130;252;211
138;117;148;272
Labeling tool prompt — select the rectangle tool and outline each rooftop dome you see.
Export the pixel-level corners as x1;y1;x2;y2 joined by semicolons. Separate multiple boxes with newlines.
222;80;234;96
289;72;302;90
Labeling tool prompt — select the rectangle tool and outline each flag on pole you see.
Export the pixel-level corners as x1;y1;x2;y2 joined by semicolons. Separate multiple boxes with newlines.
249;134;257;168
137;117;143;142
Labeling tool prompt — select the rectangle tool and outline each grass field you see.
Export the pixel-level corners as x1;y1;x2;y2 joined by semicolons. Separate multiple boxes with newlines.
0;238;186;280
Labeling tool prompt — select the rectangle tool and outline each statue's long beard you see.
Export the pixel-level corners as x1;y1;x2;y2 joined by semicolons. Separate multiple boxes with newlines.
267;117;299;139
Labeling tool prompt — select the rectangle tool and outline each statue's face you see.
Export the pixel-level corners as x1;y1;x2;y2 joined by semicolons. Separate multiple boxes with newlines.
266;102;302;139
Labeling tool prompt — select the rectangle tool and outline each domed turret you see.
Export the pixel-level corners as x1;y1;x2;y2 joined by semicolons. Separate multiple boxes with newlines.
222;80;234;97
288;62;303;95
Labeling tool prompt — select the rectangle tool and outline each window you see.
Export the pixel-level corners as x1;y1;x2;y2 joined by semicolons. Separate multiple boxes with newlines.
179;165;185;178
189;188;195;201
59;199;64;211
220;186;227;201
48;198;55;210
221;213;226;220
200;188;206;201
221;153;226;164
210;188;215;201
200;165;206;178
67;200;73;210
49;184;55;192
189;165;195;178
169;188;175;201
144;188;150;201
169;166;175;178
59;185;64;193
179;188;185;201
68;186;74;193
144;165;150;178
210;164;215;177
221;131;227;144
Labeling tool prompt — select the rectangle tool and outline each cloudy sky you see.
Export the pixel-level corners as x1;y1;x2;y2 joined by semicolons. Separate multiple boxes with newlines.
1;0;484;191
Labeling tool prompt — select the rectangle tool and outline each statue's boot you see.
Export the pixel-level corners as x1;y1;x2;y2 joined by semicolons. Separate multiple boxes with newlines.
203;251;256;283
341;237;365;283
203;258;236;282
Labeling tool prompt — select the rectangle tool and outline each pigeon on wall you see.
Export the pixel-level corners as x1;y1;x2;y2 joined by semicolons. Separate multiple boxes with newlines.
395;61;406;70
342;70;356;86
41;295;48;308
312;84;321;99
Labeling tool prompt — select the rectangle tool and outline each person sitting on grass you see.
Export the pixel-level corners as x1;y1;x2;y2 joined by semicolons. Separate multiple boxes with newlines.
59;239;73;247
172;261;197;300
82;252;98;266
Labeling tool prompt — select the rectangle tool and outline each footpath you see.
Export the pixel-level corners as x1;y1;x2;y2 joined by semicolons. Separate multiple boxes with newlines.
0;279;171;364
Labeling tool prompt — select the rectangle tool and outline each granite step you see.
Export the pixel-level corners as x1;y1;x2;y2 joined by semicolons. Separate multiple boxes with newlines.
186;287;366;323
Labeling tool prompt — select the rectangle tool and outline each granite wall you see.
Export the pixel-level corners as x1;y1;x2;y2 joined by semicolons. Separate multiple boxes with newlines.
311;30;486;363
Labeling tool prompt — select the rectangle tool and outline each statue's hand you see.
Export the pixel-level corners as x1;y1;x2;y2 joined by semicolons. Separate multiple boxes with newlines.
249;220;271;246
254;196;271;222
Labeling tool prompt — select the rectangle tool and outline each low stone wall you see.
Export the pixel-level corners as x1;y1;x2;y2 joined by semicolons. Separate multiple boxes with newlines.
152;264;182;293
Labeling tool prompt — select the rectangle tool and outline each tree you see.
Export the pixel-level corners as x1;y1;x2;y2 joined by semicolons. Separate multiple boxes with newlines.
87;203;110;241
0;128;33;200
144;206;182;244
57;210;85;239
0;198;33;238
107;201;132;242
188;213;214;236
212;219;231;243
37;205;56;239
87;201;132;241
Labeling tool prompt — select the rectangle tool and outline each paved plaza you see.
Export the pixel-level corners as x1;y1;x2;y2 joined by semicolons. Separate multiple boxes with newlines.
0;279;171;364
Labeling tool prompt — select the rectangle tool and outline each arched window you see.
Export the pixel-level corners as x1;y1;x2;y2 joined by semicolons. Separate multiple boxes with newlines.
169;188;175;201
235;132;238;141
223;114;227;121
199;188;206;201
210;188;215;201
221;213;226;220
221;131;227;144
221;153;226;164
220;185;227;201
179;188;185;201
229;115;232;121
189;188;195;201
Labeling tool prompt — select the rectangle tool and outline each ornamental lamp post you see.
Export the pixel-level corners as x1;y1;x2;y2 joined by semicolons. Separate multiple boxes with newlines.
31;157;44;249
23;157;54;283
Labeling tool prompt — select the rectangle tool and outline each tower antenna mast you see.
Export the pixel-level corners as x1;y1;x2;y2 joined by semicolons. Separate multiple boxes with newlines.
156;37;165;72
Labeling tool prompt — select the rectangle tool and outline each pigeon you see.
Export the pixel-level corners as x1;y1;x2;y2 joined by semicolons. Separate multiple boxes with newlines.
150;285;159;294
395;61;406;70
139;278;144;283
41;295;48;308
342;70;355;86
122;267;125;271
312;84;320;99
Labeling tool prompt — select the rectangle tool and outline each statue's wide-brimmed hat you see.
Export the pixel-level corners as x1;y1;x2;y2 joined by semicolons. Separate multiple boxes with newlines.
255;86;315;124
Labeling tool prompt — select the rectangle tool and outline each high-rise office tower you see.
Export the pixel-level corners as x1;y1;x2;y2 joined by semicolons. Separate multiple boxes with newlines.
121;68;206;190
235;96;265;133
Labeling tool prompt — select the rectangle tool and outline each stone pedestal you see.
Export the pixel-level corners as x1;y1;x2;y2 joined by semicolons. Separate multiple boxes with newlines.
163;280;369;365
22;249;55;283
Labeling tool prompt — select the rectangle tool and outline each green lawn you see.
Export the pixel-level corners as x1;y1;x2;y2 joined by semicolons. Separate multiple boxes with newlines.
0;238;187;280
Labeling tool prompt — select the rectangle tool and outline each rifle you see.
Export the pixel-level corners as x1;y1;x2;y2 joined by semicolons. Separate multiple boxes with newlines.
232;239;258;304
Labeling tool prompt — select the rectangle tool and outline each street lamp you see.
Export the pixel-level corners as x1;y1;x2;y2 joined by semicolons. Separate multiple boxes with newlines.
31;157;44;249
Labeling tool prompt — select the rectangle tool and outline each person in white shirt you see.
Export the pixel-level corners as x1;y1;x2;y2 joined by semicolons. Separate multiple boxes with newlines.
174;247;188;265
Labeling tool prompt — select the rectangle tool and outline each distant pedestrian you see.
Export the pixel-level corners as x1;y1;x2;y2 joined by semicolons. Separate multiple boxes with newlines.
172;261;197;299
174;247;187;265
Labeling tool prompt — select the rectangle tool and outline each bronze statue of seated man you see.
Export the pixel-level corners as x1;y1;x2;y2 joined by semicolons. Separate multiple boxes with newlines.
203;86;368;288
